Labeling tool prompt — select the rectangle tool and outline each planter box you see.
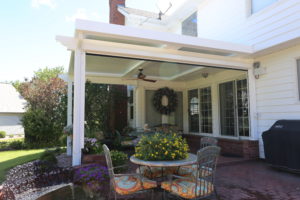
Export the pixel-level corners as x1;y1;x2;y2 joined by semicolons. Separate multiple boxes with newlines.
82;154;106;166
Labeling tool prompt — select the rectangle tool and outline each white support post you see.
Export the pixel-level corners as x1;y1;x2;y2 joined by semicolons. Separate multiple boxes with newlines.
67;79;73;156
248;68;258;140
72;41;86;166
135;86;145;130
211;83;220;137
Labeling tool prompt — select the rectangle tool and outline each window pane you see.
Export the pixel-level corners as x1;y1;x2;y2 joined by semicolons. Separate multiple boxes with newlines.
200;87;212;133
237;79;249;137
252;0;277;14
220;81;236;136
182;12;198;37
188;89;199;132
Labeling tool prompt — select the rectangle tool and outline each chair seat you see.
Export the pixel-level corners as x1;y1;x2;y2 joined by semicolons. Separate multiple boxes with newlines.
161;178;214;199
177;165;213;178
136;166;178;179
113;175;157;195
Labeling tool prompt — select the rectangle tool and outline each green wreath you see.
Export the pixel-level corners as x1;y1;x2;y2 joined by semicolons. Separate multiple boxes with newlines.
153;87;178;115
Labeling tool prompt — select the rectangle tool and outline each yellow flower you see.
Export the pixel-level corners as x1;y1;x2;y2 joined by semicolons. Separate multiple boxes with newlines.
165;151;168;155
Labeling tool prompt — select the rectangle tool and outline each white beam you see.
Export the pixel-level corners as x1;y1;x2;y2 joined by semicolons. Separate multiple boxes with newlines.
168;67;204;81
122;60;146;77
82;39;252;70
56;36;252;70
72;38;86;166
67;79;73;156
75;19;253;55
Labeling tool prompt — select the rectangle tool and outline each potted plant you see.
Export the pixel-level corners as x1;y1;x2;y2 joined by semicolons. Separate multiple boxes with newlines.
134;132;189;161
74;164;108;198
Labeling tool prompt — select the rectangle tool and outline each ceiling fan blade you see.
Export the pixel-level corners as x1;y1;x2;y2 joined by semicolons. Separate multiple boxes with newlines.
142;78;157;83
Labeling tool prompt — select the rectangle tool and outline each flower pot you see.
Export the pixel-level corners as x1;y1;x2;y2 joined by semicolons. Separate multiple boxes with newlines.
82;154;106;166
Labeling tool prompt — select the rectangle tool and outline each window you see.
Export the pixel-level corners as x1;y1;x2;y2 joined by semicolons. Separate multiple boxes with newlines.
182;12;198;37
297;59;300;100
188;89;199;132
188;87;213;134
200;87;212;133
251;0;277;14
219;79;249;137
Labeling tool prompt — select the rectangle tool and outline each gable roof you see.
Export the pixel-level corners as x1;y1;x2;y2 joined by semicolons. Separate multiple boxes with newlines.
0;83;26;113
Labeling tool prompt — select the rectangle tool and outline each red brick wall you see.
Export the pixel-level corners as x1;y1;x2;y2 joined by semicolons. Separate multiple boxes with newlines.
109;0;125;25
183;134;259;159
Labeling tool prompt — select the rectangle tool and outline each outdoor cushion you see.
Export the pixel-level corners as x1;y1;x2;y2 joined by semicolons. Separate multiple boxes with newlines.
113;175;157;195
161;178;214;199
136;166;178;179
177;165;212;178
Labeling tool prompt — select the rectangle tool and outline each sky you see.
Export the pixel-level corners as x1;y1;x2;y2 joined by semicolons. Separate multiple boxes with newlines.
0;0;159;82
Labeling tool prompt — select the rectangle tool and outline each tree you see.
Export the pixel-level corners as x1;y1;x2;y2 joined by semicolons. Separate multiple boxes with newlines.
20;67;67;147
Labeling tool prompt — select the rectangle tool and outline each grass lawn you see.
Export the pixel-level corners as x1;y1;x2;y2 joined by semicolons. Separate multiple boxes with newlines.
0;149;46;184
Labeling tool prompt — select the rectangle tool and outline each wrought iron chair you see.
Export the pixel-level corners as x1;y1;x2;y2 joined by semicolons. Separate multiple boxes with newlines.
102;144;157;200
177;137;218;178
161;146;221;200
200;137;218;149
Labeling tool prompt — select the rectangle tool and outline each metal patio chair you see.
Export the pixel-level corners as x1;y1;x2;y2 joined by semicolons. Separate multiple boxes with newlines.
177;136;219;178
200;137;218;149
102;144;157;200
161;146;221;200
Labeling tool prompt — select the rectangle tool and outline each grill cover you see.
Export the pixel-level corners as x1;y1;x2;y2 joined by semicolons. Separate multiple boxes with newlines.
262;120;300;171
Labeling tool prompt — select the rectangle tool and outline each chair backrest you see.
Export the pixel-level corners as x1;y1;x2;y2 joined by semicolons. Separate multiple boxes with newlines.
102;144;115;180
200;137;218;149
195;146;221;197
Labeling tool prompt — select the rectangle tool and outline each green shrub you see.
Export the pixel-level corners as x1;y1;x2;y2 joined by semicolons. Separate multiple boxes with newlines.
9;140;26;150
134;133;189;161
22;109;62;148
0;131;6;138
40;150;58;165
111;150;127;167
0;138;25;150
8;135;14;138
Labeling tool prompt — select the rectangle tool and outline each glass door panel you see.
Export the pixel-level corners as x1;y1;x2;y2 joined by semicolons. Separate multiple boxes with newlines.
188;89;199;132
219;81;236;136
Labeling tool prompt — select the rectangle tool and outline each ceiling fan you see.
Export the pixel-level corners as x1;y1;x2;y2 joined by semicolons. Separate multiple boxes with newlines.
127;68;157;83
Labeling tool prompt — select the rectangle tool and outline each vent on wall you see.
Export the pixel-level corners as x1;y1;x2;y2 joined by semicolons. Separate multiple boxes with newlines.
178;47;234;56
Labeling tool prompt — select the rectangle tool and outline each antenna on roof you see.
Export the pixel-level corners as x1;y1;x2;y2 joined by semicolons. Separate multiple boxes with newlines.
156;1;172;20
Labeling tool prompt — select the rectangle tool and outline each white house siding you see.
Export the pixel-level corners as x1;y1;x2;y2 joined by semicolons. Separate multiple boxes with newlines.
169;0;300;51
254;44;300;158
0;113;24;135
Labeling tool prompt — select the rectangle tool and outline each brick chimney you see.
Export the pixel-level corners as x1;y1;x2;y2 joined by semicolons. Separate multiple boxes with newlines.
109;0;125;25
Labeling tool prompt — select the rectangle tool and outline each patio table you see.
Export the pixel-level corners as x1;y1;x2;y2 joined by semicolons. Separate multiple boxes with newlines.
130;153;197;179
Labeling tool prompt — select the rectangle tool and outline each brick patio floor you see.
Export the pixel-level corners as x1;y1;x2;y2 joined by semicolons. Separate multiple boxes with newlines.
129;159;300;200
37;159;300;200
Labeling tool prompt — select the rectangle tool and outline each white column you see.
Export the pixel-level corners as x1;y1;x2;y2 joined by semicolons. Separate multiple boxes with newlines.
211;83;220;137
248;68;258;140
135;86;145;130
67;79;73;156
182;89;189;133
72;47;86;166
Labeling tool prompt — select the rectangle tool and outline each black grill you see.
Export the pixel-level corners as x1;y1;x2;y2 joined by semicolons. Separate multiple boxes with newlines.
262;120;300;172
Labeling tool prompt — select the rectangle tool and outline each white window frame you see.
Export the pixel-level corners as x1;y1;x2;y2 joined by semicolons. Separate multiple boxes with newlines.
218;77;250;139
187;85;213;136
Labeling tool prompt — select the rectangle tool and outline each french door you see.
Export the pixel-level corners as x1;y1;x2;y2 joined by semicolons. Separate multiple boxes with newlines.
219;79;249;137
